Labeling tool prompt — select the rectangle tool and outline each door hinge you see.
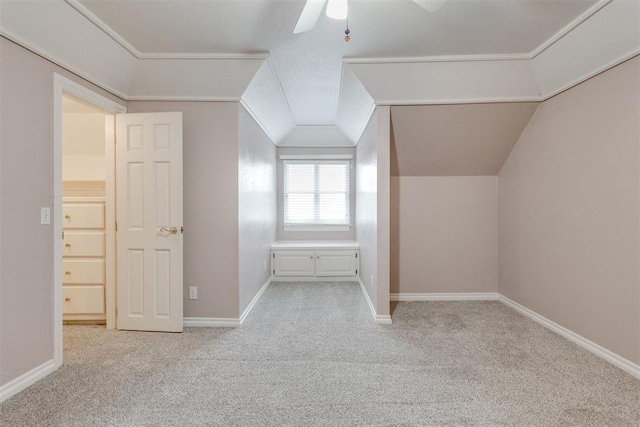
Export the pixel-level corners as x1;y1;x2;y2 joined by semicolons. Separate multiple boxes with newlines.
273;269;275;275
272;253;275;258
355;252;357;258
115;221;118;232
62;230;65;239
356;269;358;275
116;307;118;318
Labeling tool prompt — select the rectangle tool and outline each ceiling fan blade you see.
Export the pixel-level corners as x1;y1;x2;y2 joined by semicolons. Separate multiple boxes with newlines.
412;0;448;13
294;0;327;34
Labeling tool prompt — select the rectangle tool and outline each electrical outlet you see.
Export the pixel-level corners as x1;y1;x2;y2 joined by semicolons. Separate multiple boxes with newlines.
189;286;198;300
40;207;50;225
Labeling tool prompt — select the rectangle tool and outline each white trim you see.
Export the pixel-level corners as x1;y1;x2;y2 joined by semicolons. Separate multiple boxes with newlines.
390;292;499;301
352;103;377;146
239;99;278;145
272;276;359;282
358;278;392;324
266;57;298;126
0;30;129;100
540;49;640;101
53;73;126;368
529;0;612;58
343;53;532;64
138;52;269;60
280;154;353;160
64;0;141;58
183;317;241;327
0;360;56;403
283;225;351;232
374;97;543;106
127;95;241;102
239;277;272;323
498;294;640;380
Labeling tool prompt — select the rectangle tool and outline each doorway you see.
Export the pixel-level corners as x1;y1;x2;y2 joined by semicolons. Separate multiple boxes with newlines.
53;74;126;368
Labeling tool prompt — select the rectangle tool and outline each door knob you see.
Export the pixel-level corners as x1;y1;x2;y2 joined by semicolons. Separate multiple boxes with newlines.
160;226;178;235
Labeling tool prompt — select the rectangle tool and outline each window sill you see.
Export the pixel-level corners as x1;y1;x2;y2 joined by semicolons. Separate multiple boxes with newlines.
283;225;351;232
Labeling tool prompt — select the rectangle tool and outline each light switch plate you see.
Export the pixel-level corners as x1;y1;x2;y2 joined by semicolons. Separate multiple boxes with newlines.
40;207;51;225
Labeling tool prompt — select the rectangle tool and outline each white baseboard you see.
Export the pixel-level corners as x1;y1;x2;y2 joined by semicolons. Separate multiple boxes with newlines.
358;278;393;324
498;294;640;380
271;276;359;282
0;359;56;403
390;292;499;301
239;277;272;324
183;317;241;328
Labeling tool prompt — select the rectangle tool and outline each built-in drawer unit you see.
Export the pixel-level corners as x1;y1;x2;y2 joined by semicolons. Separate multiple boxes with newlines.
63;286;105;314
63;259;105;284
63;197;107;321
271;241;360;280
63;232;105;257
63;204;105;229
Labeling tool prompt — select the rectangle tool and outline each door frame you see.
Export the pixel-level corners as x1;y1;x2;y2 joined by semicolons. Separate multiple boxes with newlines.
52;73;126;367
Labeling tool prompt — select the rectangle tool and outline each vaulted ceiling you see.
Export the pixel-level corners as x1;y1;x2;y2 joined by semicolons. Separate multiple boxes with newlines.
0;0;637;163
78;0;597;126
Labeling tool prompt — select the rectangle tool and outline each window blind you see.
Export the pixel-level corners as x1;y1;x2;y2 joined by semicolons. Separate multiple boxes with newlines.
283;160;350;226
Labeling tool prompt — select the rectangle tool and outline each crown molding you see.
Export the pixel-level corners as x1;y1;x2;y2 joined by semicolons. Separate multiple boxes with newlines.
375;97;543;106
138;52;269;60
343;53;531;64
0;30;128;101
65;0;269;62
65;0;141;58
239;99;279;146
344;0;613;66
529;0;612;58
128;95;241;102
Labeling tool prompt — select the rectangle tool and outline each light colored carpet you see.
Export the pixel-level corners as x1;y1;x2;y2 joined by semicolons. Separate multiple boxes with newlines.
1;281;639;426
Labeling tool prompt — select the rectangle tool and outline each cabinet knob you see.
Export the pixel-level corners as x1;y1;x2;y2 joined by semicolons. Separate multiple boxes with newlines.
65;243;71;248
64;298;71;302
64;215;71;220
64;271;71;275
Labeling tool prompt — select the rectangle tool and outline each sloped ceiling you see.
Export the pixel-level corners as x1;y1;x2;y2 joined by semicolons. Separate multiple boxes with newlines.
391;103;539;176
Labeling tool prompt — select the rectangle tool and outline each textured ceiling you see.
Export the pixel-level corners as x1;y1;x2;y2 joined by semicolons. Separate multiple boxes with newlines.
391;103;540;176
79;0;597;125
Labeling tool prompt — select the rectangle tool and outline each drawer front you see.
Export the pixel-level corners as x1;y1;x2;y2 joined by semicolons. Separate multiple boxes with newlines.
63;232;105;257
63;259;105;284
316;251;358;276
63;286;105;314
273;251;315;276
63;204;105;229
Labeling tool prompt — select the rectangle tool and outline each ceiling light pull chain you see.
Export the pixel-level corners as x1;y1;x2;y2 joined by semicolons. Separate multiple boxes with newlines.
344;19;351;42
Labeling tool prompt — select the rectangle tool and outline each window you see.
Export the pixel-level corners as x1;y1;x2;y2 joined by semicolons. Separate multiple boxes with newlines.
283;160;350;229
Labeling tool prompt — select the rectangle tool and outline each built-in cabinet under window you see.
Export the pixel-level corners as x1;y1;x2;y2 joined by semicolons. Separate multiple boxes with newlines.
271;241;359;279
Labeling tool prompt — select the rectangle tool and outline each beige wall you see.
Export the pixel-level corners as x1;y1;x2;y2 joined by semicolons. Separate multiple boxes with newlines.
238;106;277;314
391;176;498;294
499;56;640;364
127;101;240;319
0;38;125;386
63;113;106;181
276;146;356;241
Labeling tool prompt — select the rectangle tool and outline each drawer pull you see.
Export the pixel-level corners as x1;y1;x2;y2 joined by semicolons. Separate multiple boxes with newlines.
64;215;71;219
64;298;71;302
65;243;71;248
64;271;71;275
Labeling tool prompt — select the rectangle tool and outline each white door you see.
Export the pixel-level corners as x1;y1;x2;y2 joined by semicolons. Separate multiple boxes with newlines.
116;112;183;332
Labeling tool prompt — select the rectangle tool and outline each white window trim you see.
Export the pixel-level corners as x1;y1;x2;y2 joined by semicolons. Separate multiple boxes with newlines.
283;224;351;232
283;158;351;230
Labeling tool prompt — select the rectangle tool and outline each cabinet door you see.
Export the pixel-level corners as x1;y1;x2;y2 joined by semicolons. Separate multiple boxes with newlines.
273;251;315;276
63;286;105;314
316;251;357;276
